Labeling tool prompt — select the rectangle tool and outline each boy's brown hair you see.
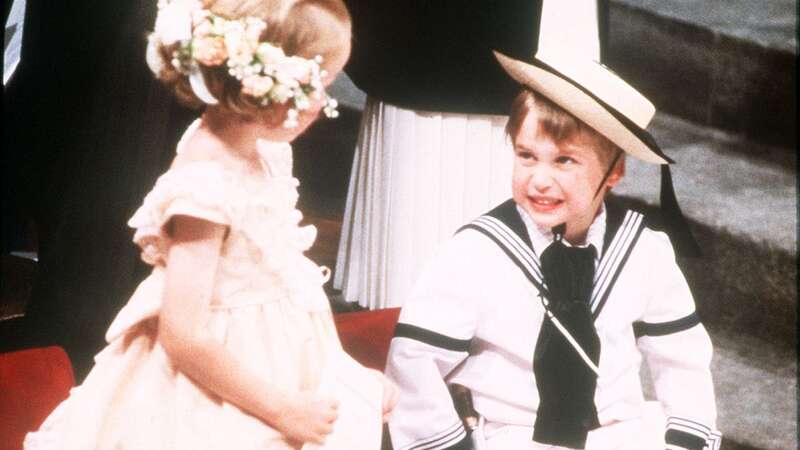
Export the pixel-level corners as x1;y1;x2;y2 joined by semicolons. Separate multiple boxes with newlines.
506;89;622;166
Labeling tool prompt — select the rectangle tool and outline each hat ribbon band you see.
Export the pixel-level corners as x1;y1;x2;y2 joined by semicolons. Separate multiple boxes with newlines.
529;58;673;164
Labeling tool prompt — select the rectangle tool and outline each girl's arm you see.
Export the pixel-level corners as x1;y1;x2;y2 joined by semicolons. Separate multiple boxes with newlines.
158;215;338;445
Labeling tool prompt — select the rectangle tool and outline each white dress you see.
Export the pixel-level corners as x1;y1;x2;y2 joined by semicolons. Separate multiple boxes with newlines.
24;122;383;450
334;0;601;309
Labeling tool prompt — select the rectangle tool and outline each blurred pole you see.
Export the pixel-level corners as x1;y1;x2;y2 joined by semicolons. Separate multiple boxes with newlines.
3;0;25;85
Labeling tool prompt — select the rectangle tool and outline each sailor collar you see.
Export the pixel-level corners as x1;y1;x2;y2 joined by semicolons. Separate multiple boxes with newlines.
516;204;607;263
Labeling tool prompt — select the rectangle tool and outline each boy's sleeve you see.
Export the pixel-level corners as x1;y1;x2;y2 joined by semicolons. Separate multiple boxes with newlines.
635;233;721;450
385;235;483;450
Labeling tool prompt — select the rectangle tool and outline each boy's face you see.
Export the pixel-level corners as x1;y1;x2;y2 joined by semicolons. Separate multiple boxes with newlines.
511;110;624;243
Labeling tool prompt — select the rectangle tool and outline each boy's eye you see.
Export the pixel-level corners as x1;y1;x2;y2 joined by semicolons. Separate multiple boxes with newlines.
516;150;536;160
555;155;577;165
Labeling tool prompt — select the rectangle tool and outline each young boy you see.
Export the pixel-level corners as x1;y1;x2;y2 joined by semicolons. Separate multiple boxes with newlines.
384;50;721;450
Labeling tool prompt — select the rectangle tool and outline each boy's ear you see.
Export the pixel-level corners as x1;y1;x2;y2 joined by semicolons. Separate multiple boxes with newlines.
605;156;625;188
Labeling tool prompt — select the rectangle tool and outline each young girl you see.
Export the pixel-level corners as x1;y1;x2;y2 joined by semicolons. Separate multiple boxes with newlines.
24;0;397;448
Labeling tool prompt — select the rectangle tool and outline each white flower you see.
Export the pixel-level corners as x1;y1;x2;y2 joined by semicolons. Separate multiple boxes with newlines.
154;0;196;45
283;108;299;128
241;75;274;97
270;84;293;104
323;98;339;118
294;93;310;111
245;18;267;47
256;43;286;66
146;34;166;75
209;21;223;36
281;56;313;84
191;8;211;27
274;70;300;89
192;19;213;37
228;66;246;80
224;26;252;62
222;19;245;37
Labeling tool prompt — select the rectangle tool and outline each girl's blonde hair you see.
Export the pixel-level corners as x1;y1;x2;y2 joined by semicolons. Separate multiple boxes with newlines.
506;89;621;165
148;0;351;118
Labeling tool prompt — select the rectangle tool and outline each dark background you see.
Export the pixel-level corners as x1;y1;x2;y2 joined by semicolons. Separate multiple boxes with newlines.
2;1;195;376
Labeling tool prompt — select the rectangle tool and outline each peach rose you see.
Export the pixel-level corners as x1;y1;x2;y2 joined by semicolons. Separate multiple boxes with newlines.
193;36;227;66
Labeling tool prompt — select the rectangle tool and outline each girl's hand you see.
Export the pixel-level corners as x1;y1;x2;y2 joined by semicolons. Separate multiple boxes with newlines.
369;370;400;422
275;392;339;445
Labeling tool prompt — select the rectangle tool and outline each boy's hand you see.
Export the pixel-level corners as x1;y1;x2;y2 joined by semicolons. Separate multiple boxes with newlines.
370;369;400;422
275;392;339;445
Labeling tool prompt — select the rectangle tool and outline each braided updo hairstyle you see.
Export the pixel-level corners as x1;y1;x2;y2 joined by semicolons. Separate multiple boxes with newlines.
147;0;351;119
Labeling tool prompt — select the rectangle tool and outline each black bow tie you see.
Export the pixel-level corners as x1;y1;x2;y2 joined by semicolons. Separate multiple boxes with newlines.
532;236;601;449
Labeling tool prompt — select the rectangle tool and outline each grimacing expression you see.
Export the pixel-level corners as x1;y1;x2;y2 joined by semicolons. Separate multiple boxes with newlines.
511;110;624;243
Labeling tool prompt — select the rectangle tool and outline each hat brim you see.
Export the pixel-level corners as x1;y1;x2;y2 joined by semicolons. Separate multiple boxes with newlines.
494;51;670;165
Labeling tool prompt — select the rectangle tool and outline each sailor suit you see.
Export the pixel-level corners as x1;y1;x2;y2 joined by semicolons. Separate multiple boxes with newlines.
385;199;720;450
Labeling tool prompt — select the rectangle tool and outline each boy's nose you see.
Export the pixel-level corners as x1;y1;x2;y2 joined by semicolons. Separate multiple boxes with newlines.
529;167;554;193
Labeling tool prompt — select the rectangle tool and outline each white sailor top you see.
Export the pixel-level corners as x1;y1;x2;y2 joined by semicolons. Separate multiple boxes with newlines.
385;199;720;450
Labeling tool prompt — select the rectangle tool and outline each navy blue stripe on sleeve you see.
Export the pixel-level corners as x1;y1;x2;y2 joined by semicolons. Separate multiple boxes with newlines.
394;323;472;353
633;311;701;338
665;429;706;450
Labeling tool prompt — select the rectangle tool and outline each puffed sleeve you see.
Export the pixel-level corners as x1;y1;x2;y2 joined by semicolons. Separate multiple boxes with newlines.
635;231;721;450
385;232;488;450
127;162;235;266
102;163;236;343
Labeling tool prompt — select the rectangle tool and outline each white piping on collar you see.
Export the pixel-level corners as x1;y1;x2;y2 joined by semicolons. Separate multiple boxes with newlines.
516;203;607;262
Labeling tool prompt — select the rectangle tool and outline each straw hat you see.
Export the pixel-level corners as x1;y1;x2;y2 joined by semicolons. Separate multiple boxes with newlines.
494;50;671;165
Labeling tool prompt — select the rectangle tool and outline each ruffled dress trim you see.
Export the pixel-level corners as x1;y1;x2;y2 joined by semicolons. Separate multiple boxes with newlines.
109;125;327;342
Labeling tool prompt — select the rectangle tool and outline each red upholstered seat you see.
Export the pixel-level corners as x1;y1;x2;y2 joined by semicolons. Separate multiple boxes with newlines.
333;307;401;371
0;346;75;450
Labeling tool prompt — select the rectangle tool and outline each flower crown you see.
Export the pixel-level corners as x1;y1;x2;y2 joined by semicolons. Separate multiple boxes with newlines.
149;0;339;128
